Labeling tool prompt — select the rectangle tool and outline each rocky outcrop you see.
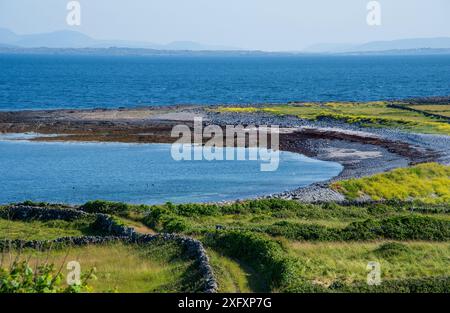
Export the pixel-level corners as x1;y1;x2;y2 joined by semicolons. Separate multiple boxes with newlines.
273;183;346;203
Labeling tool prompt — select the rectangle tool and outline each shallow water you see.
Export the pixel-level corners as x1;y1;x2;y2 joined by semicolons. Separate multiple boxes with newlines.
0;139;342;204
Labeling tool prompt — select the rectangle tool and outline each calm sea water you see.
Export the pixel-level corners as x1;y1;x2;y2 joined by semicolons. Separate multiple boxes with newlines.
0;54;449;110
0;140;342;204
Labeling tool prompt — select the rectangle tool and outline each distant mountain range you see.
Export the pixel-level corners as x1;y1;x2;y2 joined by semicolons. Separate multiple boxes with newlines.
304;37;450;53
0;28;239;51
1;28;450;55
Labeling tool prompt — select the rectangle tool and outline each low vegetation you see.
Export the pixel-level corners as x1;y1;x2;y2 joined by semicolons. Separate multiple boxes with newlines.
0;218;97;240
331;163;450;203
407;104;450;118
216;102;450;135
1;241;202;293
263;215;450;241
204;231;311;292
0;260;94;293
206;249;265;293
288;241;449;286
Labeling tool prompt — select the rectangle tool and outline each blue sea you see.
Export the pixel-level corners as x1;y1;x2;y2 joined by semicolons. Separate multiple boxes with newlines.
0;54;449;110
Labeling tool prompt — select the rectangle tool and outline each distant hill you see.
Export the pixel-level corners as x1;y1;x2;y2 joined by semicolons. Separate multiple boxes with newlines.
0;28;19;43
0;28;239;51
304;37;450;53
2;28;450;55
0;46;279;57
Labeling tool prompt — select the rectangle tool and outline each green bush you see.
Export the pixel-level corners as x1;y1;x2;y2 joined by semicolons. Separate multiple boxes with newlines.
81;200;131;215
206;230;303;290
329;276;450;293
80;198;448;225
170;203;220;216
342;216;450;241
142;205;189;233
0;261;94;293
161;216;188;233
373;242;411;258
265;221;338;241
20;200;50;207
264;216;450;241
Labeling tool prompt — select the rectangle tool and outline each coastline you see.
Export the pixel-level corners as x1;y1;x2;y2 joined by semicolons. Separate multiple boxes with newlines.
0;103;448;203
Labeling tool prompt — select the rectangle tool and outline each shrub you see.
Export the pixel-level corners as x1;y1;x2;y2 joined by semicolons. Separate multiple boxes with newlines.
20;200;50;207
81;200;131;216
0;261;94;293
329;276;450;293
161;216;188;233
206;230;305;290
342;216;450;241
373;242;411;258
265;221;338;241
332;163;450;204
171;203;220;216
142;206;189;233
264;216;450;241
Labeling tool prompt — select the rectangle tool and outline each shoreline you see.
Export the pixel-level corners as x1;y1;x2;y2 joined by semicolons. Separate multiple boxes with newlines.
0;104;448;203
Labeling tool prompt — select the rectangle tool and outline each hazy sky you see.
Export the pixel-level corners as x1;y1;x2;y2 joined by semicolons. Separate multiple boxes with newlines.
0;0;449;51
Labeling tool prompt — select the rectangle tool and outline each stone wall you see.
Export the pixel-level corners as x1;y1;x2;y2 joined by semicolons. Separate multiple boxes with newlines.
0;205;218;293
0;205;89;221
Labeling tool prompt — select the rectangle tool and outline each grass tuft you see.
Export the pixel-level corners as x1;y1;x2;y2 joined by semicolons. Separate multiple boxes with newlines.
331;163;450;203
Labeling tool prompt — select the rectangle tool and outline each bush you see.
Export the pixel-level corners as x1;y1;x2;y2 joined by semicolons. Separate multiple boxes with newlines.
20;200;50;207
161;216;188;233
81;200;132;215
206;230;302;290
265;221;338;241
0;261;94;293
170;203;220;216
142;205;189;233
264;216;450;241
329;276;450;293
373;242;411;258
342;216;450;241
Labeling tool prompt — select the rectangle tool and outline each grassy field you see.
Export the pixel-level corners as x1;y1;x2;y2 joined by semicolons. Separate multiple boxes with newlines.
408;104;450;118
206;248;267;293
2;197;449;292
2;242;201;293
110;197;447;292
0;219;93;240
331;163;450;203
288;241;450;286
216;102;450;135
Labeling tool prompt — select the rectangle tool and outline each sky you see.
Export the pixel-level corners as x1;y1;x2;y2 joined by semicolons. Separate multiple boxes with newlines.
0;0;449;51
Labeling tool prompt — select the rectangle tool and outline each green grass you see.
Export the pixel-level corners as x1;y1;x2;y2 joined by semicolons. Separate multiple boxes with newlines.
2;242;201;293
70;195;450;292
408;104;450;118
263;215;450;241
206;248;267;292
216;102;450;135
288;241;450;286
331;163;450;203
0;219;92;240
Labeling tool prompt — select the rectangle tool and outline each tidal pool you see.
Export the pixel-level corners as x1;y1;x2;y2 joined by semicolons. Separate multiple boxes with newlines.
0;139;342;204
